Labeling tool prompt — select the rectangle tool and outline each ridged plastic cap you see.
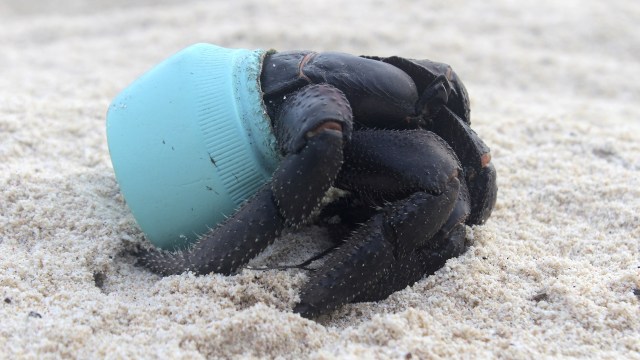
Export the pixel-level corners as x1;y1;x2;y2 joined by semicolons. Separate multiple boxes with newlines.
107;43;280;249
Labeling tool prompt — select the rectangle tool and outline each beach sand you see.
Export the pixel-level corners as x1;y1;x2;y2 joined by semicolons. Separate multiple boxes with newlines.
1;0;639;358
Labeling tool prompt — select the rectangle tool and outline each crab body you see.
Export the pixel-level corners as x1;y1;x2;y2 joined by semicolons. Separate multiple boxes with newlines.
137;49;497;318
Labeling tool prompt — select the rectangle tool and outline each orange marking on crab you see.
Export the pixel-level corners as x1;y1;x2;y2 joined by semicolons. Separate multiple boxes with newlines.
306;121;343;138
481;153;492;168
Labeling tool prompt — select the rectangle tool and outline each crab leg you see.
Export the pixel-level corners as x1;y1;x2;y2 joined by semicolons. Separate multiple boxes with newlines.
136;185;284;276
294;129;468;318
294;183;460;318
137;83;353;276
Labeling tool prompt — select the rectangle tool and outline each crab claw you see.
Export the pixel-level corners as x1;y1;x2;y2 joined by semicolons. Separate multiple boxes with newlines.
431;107;497;224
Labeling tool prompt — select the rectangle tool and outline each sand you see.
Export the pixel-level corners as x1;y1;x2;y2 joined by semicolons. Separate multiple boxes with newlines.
1;0;639;358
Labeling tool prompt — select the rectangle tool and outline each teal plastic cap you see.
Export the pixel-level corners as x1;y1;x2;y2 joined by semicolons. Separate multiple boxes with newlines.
107;43;280;249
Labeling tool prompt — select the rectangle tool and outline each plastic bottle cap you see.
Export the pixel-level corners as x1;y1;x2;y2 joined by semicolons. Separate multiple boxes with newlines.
107;43;280;249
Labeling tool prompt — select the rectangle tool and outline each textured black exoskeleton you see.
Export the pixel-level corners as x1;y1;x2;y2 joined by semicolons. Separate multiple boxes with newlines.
137;50;498;319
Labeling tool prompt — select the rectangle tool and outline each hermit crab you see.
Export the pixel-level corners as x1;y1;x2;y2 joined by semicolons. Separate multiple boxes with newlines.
108;44;497;319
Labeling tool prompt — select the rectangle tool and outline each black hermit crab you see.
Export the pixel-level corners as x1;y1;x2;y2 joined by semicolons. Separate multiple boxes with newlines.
109;44;497;319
